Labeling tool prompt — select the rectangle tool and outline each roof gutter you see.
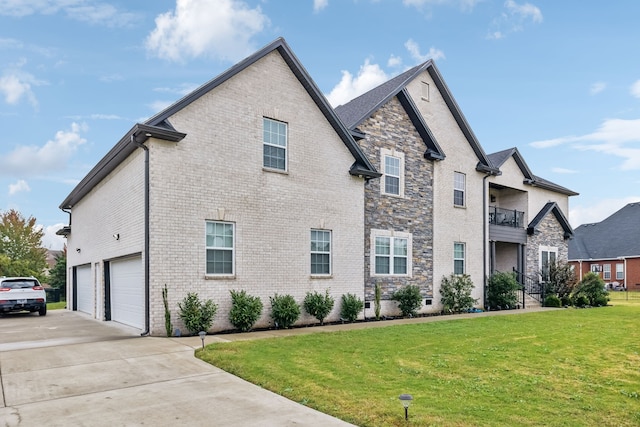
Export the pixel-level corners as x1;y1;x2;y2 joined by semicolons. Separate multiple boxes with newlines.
133;134;151;337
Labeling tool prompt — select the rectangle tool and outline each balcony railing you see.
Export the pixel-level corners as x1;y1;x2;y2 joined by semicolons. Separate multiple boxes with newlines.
489;206;524;228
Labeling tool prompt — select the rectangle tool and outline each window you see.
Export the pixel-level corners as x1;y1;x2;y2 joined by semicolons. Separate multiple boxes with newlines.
311;230;331;275
454;242;465;275
380;149;404;197
263;118;287;171
371;230;412;276
421;81;430;101
540;246;557;282
206;221;234;275
454;172;465;206
603;264;611;280
616;263;624;280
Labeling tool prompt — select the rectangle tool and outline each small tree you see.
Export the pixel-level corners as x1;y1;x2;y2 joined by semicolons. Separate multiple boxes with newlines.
178;292;218;335
0;209;47;280
303;289;335;325
340;293;364;322
162;284;173;337
374;282;382;320
269;293;300;329
48;247;67;297
574;272;609;307
440;274;477;314
486;271;520;310
229;290;263;332
391;285;422;317
546;261;578;299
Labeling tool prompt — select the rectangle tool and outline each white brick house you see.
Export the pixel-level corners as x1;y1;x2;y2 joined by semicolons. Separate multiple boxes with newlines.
58;38;379;335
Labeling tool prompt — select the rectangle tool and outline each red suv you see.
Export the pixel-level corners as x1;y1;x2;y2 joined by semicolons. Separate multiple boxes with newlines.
0;277;47;316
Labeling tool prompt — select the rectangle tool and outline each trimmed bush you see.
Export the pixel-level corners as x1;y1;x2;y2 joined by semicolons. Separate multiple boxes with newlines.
574;272;609;307
574;294;589;308
229;290;263;332
269;293;300;329
304;289;335;325
560;295;572;307
392;285;422;317
486;271;520;310
593;294;609;308
543;294;562;308
440;274;477;314
340;293;364;322
178;292;218;335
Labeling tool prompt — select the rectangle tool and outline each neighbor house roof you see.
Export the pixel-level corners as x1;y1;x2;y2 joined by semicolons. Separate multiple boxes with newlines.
569;202;640;260
59;37;380;211
335;61;496;172
528;201;574;239
488;147;579;197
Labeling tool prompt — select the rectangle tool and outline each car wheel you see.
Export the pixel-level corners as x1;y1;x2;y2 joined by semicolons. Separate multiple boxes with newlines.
39;306;47;316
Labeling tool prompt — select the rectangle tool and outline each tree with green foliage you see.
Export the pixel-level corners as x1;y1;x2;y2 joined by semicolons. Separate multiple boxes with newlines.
0;209;47;280
574;272;609;307
48;246;67;295
440;274;477;313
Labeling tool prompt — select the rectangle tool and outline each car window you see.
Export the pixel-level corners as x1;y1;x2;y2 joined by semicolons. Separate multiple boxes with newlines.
2;280;39;289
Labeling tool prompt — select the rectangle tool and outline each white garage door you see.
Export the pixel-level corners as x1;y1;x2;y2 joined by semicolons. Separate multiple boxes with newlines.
110;256;144;329
76;264;93;315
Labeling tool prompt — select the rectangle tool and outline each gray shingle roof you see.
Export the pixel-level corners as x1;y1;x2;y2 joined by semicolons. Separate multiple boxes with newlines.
528;201;573;238
569;202;640;260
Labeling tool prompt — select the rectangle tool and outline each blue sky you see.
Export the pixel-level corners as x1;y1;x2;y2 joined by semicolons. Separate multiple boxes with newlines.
1;0;639;250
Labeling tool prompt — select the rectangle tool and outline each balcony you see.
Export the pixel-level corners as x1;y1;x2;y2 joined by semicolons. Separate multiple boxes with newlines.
489;206;525;228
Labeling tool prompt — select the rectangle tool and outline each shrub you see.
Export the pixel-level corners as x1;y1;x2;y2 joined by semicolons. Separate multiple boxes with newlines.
543;294;562;308
574;272;609;307
593;294;609;307
440;274;477;314
162;284;173;337
269;293;300;329
303;289;335;325
560;295;573;307
391;285;422;317
340;293;364;322
546;261;578;299
486;271;520;310
229;290;263;332
178;292;218;335
374;282;382;320
574;294;589;308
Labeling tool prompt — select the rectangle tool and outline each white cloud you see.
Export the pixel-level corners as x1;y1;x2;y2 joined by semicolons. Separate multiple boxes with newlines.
41;222;67;250
387;54;402;68
313;0;328;13
590;81;607;95
0;0;137;26
0;64;46;108
630;80;640;98
570;197;640;227
0;122;87;176
531;118;640;170
402;0;480;12
145;0;269;63
148;100;174;113
405;39;445;62
326;59;389;107
488;0;543;39
8;179;30;195
551;167;578;174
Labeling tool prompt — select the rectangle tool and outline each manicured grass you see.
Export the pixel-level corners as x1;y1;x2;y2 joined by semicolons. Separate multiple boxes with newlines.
199;304;640;427
47;301;67;310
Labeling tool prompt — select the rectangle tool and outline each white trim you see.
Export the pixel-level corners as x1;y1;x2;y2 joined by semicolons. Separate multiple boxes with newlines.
310;229;332;276
262;117;288;172
370;229;412;277
380;148;405;197
205;220;236;277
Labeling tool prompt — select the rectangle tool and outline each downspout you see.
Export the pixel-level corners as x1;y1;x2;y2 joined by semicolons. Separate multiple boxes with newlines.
483;173;490;309
133;134;151;337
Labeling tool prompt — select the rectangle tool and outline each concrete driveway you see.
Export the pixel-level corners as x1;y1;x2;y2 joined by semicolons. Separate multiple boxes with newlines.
0;310;355;427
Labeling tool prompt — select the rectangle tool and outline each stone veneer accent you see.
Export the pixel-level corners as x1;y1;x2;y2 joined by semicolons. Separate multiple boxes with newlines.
356;97;435;302
526;213;569;278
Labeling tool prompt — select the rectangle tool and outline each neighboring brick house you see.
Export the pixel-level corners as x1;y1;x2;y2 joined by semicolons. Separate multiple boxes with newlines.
569;202;640;291
58;38;379;335
487;148;577;285
336;60;501;315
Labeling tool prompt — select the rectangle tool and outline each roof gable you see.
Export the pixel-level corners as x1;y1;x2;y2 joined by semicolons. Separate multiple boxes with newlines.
335;60;496;172
528;201;574;238
569;202;640;260
488;147;578;196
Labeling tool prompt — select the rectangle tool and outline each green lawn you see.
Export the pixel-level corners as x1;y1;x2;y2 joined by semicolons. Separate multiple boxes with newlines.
199;302;640;427
46;301;67;310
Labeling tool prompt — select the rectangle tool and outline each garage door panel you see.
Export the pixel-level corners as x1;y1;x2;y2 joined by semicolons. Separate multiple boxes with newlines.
76;265;93;315
110;257;143;329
